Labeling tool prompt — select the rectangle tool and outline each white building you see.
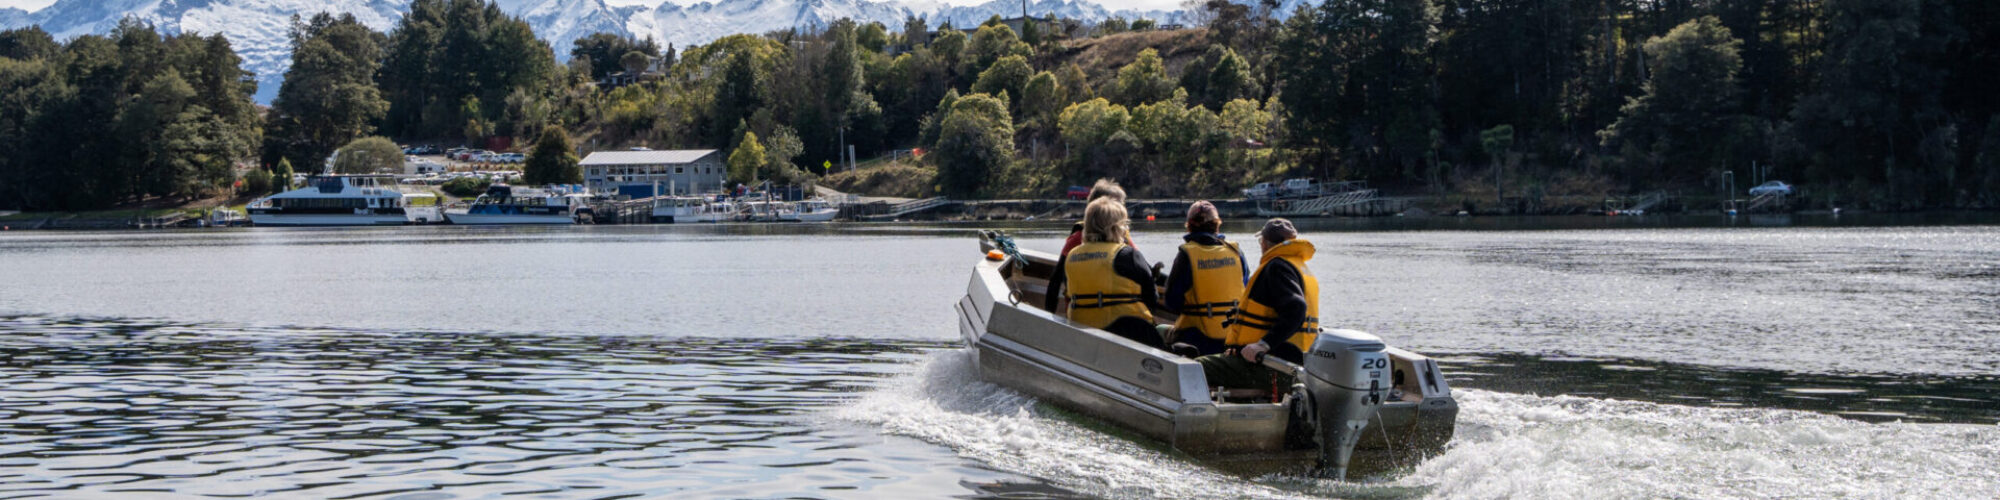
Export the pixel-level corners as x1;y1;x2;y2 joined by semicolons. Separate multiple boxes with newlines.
404;158;448;176
581;149;724;197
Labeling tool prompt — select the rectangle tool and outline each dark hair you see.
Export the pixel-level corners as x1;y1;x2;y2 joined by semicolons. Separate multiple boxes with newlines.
1185;200;1220;233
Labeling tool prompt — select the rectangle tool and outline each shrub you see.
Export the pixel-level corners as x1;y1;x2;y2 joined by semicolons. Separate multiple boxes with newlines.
442;176;491;197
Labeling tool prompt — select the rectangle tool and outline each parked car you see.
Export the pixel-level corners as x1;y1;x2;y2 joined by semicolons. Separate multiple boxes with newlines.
1748;181;1792;196
1280;178;1325;198
1066;185;1090;200
1242;182;1278;200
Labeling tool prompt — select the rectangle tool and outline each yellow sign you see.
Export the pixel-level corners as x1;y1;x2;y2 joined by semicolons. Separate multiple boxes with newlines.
823;160;832;170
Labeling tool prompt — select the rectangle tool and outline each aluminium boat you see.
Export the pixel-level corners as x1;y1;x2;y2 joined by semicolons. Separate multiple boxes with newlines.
956;231;1457;479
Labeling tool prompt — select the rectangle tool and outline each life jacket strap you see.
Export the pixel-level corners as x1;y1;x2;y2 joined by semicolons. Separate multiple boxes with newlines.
1069;292;1141;308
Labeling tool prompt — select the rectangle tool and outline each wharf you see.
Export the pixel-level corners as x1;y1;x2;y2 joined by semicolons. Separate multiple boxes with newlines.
583;196;655;224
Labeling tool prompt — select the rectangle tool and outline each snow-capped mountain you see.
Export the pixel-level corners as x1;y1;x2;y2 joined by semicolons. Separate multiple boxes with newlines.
0;8;29;27
0;0;1192;102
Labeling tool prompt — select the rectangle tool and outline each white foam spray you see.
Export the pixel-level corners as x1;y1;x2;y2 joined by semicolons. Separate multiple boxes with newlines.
836;349;2000;499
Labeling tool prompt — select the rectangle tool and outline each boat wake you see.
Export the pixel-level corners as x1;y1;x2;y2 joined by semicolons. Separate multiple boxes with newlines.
835;349;2000;500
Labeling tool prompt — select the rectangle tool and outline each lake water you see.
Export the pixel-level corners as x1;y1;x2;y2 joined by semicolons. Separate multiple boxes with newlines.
2;216;1997;499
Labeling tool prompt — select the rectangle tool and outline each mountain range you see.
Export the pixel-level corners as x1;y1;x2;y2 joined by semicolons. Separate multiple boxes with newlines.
0;0;1198;103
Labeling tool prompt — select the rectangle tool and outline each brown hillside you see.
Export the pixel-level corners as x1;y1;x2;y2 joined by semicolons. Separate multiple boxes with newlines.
1044;29;1211;89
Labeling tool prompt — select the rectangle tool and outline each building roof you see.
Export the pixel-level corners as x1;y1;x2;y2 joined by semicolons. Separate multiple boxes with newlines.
580;150;719;166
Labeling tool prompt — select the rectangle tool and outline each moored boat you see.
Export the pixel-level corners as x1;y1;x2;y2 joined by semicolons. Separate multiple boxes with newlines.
956;231;1457;479
652;196;738;223
248;175;431;226
782;199;840;222
445;185;591;225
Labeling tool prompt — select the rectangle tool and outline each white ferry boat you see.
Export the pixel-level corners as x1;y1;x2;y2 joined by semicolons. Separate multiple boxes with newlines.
248;175;437;226
446;185;592;225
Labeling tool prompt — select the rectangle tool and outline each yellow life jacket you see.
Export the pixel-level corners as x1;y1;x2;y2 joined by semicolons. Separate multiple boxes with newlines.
1065;241;1154;329
1172;239;1245;340
1224;239;1319;353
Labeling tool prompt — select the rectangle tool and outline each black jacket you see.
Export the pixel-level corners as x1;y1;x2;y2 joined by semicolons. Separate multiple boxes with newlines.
1243;257;1309;348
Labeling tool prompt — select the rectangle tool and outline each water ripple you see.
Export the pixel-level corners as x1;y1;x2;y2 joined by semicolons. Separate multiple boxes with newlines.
0;316;1062;499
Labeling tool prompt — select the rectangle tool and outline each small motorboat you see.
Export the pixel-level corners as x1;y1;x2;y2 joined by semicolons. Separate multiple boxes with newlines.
956;231;1457;479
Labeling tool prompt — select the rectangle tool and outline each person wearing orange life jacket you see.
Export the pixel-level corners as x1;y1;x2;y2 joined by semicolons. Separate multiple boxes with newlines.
1164;201;1247;357
1045;178;1136;315
1049;197;1168;349
1197;218;1320;389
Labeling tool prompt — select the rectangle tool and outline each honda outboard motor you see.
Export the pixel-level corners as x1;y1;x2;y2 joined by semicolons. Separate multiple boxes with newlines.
1300;329;1390;480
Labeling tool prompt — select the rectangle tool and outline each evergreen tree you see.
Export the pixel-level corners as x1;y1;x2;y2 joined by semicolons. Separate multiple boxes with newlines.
524;125;582;185
262;13;388;170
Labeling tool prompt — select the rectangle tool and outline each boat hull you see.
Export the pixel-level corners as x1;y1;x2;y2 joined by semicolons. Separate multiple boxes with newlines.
958;234;1457;470
248;213;409;226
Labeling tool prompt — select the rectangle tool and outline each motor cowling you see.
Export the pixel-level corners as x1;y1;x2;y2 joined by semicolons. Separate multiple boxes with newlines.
1300;329;1390;480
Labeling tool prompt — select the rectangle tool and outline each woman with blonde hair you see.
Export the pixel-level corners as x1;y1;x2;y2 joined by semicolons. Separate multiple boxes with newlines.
1047;178;1137;313
1046;197;1166;349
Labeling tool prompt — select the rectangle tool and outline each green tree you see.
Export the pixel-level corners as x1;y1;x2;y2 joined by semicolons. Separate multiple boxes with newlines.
524;125;582;185
333;137;403;174
971;55;1033;108
1057;62;1093;103
1598;16;1745;184
1059;97;1133;179
903;16;930;47
1099;17;1129;35
1275;0;1440;179
0;25;59;60
263;13;388;170
1111;49;1174;106
244;168;273;195
859;22;890;52
710;48;764;147
1132;19;1158;31
273;158;296;189
1181;45;1255;110
962;24;1032;80
570;32;660;80
729;130;768;184
920;88;961;148
1019;71;1066;130
1790;0;1963;204
764;126;807;184
933;93;1014;197
377;0;557;139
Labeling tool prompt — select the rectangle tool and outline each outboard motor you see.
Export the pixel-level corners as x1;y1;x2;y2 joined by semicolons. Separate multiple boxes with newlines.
1300;329;1390;480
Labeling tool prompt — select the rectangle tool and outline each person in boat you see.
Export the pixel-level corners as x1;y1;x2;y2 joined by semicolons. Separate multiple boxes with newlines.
1045;178;1135;313
1047;197;1167;349
1164;201;1248;357
1198;218;1319;389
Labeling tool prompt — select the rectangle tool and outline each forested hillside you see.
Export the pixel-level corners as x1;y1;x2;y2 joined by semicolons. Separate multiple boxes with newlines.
2;0;1996;211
